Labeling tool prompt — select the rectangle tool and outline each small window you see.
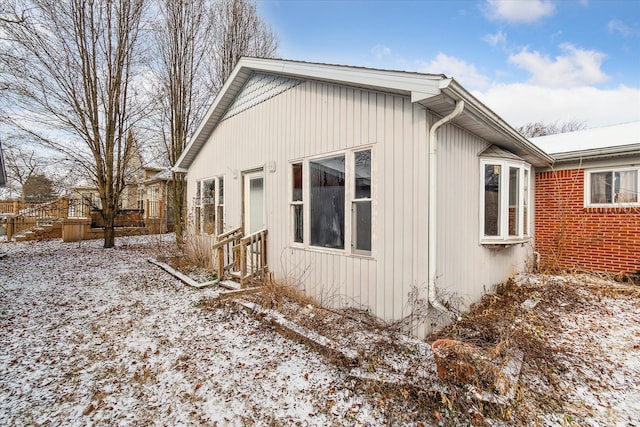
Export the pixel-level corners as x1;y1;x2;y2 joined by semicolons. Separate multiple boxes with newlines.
291;163;303;243
481;159;530;242
352;150;371;254
587;168;639;206
195;176;225;235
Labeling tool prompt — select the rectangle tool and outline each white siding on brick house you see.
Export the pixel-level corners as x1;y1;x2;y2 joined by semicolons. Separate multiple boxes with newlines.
186;72;535;338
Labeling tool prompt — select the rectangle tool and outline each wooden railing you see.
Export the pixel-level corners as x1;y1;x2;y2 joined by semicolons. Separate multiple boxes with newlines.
0;200;19;215
211;227;268;288
6;197;69;240
212;227;242;281
236;229;268;288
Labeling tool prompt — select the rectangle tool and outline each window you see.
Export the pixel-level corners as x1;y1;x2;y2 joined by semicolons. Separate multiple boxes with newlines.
291;163;303;243
195;176;225;235
587;167;639;206
290;148;373;255
481;159;530;242
310;155;345;249
352;150;371;254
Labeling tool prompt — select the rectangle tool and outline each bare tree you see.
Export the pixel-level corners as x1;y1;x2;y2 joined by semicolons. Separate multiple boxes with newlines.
517;120;586;138
152;0;278;244
0;0;146;248
2;138;42;198
152;0;213;244
209;0;278;91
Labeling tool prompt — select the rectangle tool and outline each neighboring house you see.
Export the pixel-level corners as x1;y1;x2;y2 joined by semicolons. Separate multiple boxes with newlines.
175;58;551;337
532;121;640;275
70;166;171;214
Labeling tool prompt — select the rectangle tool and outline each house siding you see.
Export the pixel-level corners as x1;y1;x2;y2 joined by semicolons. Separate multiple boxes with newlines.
188;76;534;337
536;168;640;274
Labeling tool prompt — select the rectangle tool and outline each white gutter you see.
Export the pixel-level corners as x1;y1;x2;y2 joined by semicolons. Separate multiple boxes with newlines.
427;101;465;321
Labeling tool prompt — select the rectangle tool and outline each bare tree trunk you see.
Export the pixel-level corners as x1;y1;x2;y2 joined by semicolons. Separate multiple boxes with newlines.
172;172;186;244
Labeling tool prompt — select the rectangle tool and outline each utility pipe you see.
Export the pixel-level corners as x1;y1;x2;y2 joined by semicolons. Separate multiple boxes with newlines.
427;100;465;321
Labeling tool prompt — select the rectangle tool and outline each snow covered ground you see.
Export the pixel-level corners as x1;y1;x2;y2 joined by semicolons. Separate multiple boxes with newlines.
1;235;639;426
0;235;378;426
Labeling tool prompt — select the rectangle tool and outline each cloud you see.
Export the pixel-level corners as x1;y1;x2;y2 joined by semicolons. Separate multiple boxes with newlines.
475;83;640;128
483;30;507;48
508;43;608;88
608;19;638;37
371;44;391;60
417;53;490;90
483;0;555;24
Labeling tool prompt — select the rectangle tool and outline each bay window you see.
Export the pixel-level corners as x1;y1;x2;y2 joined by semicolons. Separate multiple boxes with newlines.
481;159;530;242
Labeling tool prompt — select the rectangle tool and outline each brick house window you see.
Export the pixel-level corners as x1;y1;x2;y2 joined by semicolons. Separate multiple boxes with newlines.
586;167;639;206
480;158;531;242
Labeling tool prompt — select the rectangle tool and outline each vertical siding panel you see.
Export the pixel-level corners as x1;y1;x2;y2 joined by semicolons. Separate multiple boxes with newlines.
392;96;404;321
384;94;396;320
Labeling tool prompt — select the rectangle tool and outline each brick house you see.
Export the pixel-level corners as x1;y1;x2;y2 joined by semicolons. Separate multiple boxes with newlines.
532;121;640;275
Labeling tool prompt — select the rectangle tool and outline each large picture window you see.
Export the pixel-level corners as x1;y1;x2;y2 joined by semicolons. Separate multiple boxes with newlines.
310;155;345;249
587;167;639;206
291;148;373;255
481;159;530;242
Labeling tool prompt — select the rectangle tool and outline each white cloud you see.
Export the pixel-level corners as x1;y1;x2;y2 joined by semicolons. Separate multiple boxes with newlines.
418;53;490;90
608;19;638;37
508;43;608;88
371;44;391;60
483;0;555;24
482;30;507;47
475;83;640;128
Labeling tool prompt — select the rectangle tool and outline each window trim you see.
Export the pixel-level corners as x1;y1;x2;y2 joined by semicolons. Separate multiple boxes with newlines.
195;175;225;236
480;158;531;244
289;146;374;257
584;166;640;207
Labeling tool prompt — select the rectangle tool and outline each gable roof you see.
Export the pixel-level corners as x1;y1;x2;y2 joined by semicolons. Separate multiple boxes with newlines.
530;121;640;162
175;57;552;171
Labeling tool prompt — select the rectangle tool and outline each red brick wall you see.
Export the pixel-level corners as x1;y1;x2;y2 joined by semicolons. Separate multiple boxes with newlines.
535;168;640;274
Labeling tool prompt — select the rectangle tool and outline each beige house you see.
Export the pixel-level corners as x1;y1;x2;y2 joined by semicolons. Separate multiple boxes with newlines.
175;58;551;337
70;166;173;232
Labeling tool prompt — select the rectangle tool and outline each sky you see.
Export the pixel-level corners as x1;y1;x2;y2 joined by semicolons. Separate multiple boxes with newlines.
256;0;640;129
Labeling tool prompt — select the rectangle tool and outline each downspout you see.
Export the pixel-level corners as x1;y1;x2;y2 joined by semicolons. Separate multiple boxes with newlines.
428;100;465;321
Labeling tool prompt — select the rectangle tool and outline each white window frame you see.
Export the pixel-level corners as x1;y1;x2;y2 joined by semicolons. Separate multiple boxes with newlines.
195;175;225;235
290;146;373;257
584;166;640;207
480;158;531;244
290;162;304;245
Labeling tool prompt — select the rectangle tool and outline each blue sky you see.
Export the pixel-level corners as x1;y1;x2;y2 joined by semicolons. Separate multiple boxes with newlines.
257;0;640;128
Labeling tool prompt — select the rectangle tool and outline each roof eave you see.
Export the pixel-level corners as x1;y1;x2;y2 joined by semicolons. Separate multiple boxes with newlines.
174;57;445;171
420;80;553;167
551;143;640;163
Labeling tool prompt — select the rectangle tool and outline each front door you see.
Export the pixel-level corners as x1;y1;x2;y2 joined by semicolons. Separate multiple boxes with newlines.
243;170;265;235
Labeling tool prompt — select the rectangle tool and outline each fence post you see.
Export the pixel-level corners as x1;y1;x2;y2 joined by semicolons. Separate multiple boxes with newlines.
61;196;69;219
145;200;150;220
7;217;13;241
13;200;19;216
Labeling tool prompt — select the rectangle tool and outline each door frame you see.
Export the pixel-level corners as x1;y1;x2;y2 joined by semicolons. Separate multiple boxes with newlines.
242;168;265;235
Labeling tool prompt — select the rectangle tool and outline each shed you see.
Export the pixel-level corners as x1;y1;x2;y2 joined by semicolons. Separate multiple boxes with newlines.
532;121;640;275
175;58;551;337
